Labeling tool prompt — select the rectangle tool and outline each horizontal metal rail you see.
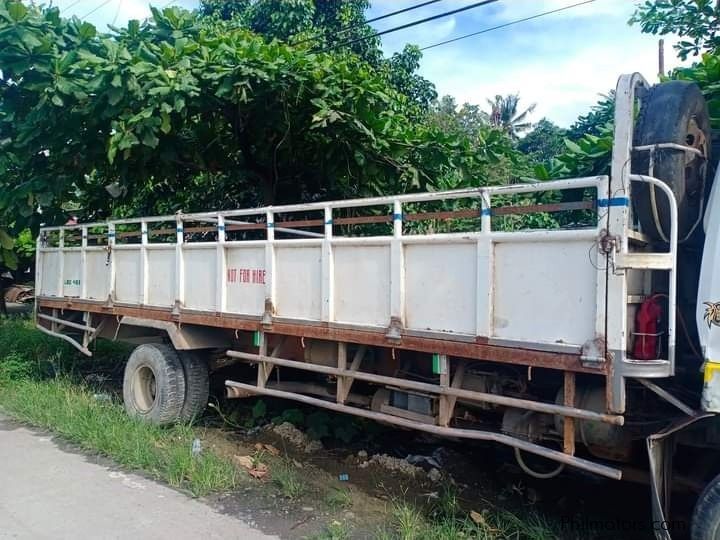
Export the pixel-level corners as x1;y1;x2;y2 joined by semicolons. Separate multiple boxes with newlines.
36;323;91;356
37;313;97;334
225;379;622;480
38;176;606;232
226;350;624;425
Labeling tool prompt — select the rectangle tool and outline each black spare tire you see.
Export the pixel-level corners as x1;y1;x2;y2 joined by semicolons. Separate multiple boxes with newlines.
633;81;710;243
123;344;186;425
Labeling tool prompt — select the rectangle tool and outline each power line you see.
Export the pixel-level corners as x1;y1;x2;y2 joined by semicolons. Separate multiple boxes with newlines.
293;0;445;47
111;0;123;25
366;0;445;26
420;0;597;51
63;0;85;12
319;0;500;53
80;0;115;19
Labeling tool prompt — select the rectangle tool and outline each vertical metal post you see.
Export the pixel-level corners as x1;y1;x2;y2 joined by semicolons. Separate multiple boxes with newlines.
174;217;184;312
607;73;649;414
388;200;404;338
437;354;451;427
216;215;227;313
563;371;576;456
476;190;493;337
256;331;271;388
263;210;275;325
107;223;116;304
140;221;148;305
57;229;65;297
80;226;88;300
321;206;334;322
336;341;347;404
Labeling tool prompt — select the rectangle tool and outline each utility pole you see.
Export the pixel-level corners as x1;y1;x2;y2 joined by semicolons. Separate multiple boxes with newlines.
658;39;665;78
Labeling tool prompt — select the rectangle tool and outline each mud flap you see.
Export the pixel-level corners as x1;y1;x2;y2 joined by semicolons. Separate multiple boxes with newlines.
647;414;713;540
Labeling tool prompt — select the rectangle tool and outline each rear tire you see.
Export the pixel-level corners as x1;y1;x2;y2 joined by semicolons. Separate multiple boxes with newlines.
692;473;720;540
178;351;209;422
123;344;186;425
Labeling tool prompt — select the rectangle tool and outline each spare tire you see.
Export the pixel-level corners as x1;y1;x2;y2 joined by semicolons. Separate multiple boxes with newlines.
633;81;710;243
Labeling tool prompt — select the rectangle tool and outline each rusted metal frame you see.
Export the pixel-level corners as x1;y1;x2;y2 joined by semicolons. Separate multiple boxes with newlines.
563;371;576;456
36;297;606;374
37;312;97;334
337;345;367;404
491;200;594;216
226;349;624;425
225;380;621;480
256;332;272;389
439;360;466;427
635;378;697;417
88;202;596;241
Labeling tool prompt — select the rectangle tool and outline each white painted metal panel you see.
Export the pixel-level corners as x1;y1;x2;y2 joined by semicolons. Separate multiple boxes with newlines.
275;246;322;320
333;245;390;327
146;250;176;307
405;242;477;335
62;252;82;298
225;246;265;316
493;240;596;346
183;247;216;311
86;251;110;300
40;252;61;297
114;250;142;304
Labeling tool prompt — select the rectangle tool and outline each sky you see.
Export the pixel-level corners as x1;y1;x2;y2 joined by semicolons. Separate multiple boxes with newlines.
49;0;689;127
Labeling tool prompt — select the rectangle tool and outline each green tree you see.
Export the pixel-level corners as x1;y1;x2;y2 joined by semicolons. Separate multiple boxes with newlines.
517;119;567;164
630;0;720;60
486;94;536;139
566;92;615;140
0;1;515;238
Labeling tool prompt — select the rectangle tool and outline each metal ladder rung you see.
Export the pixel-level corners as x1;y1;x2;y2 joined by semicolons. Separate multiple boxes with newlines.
616;253;673;270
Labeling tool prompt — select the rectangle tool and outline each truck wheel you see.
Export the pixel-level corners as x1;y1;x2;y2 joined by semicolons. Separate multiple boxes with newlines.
123;344;186;425
692;473;720;540
633;81;710;243
178;351;209;422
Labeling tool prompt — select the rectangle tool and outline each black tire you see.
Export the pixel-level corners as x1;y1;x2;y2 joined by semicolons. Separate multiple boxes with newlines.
633;81;711;243
123;344;186;425
178;351;209;422
692;473;720;540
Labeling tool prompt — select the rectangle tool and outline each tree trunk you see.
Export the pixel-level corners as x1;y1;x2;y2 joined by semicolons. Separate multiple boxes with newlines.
0;284;6;316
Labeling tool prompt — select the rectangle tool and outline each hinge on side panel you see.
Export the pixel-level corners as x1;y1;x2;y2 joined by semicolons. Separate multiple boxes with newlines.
598;229;619;254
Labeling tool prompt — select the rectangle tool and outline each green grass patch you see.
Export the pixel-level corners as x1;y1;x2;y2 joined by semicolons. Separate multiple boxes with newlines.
0;378;237;496
0;318;236;497
377;490;559;540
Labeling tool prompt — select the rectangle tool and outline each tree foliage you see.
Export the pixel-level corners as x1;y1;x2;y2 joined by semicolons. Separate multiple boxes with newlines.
486;93;536;139
517;119;567;164
0;0;517;252
630;0;720;60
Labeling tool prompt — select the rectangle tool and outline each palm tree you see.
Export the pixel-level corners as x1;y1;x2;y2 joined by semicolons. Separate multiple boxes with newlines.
486;94;536;139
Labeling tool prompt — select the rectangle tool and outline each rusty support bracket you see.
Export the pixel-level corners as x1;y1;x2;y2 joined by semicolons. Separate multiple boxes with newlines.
563;371;576;456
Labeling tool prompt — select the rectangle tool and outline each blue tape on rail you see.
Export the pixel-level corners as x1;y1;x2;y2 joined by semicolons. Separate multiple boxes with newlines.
176;227;183;233
481;208;492;216
108;232;116;238
597;197;630;208
393;213;403;221
218;225;225;231
325;219;333;225
267;222;275;228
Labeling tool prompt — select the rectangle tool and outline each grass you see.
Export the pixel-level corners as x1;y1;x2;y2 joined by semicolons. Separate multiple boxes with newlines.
0;317;237;497
324;487;353;510
312;520;353;540
272;460;305;500
375;486;559;540
0;378;237;496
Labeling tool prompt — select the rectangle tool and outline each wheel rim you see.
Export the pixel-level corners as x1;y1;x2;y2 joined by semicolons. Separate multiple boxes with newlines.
132;365;157;412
